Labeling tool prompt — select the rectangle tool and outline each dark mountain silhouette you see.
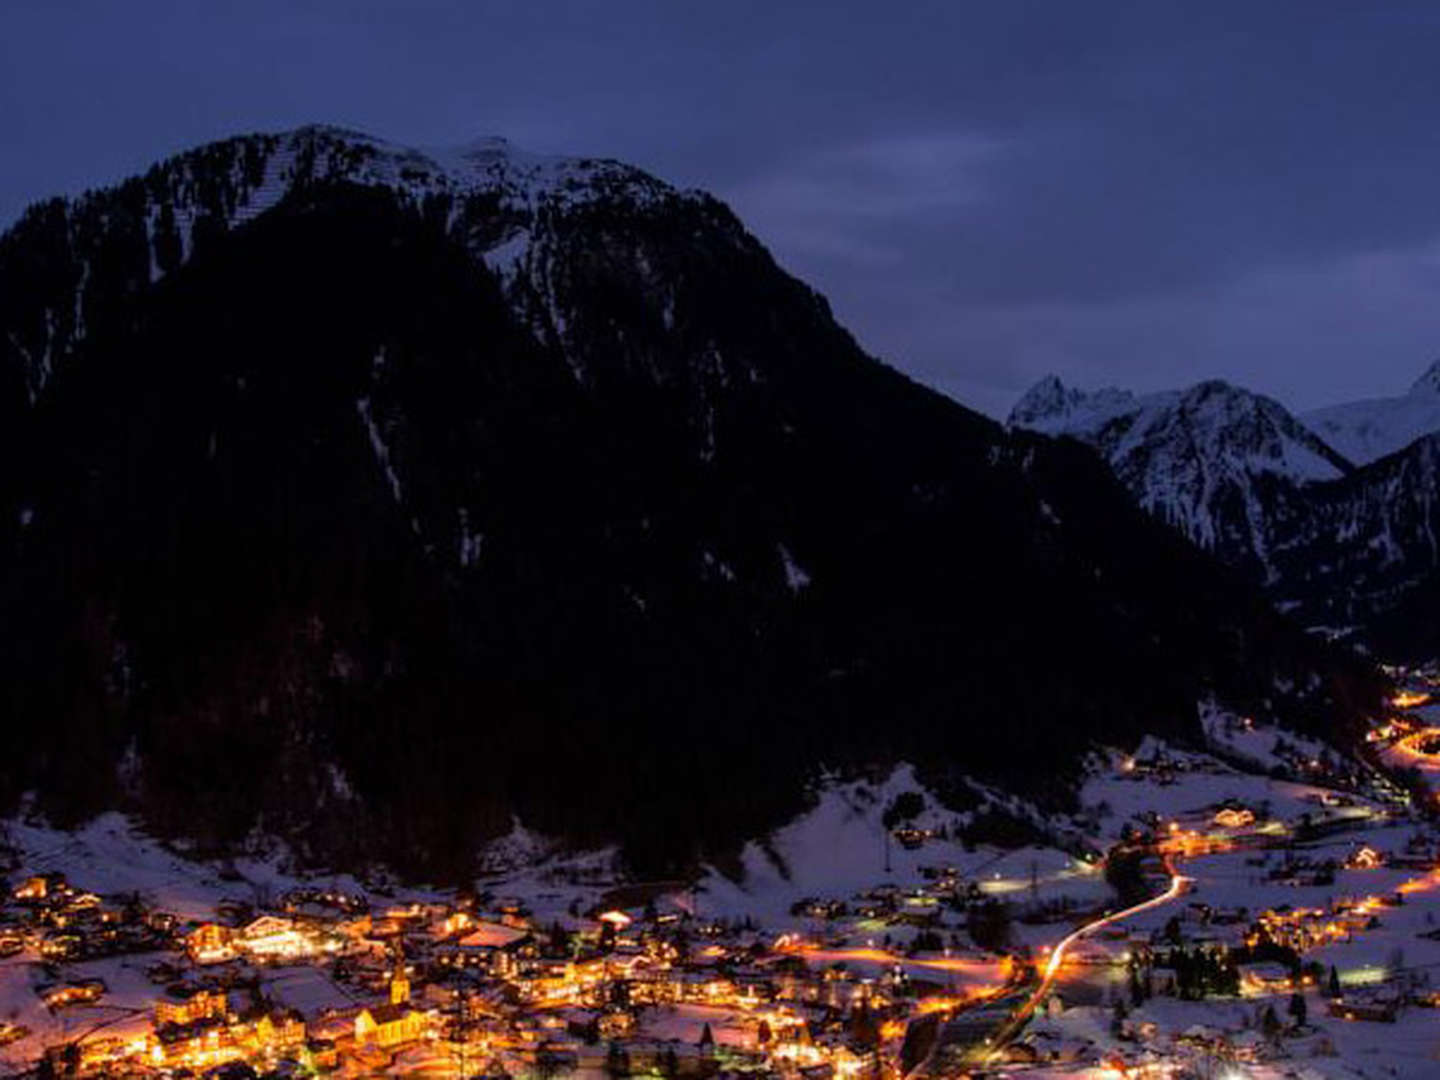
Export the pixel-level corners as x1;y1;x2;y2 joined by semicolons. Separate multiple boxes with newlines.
0;128;1380;877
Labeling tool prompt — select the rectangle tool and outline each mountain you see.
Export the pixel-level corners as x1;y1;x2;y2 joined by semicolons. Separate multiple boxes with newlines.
1008;376;1353;581
1301;361;1440;465
1263;433;1440;655
0;127;1380;877
1011;369;1440;658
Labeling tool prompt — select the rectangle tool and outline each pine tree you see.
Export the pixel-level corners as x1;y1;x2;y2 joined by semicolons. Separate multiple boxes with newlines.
153;201;182;275
606;1040;628;1078
1327;965;1341;999
1261;1004;1281;1038
1110;999;1128;1037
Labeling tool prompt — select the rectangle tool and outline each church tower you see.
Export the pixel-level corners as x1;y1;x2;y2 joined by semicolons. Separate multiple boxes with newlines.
390;953;410;1005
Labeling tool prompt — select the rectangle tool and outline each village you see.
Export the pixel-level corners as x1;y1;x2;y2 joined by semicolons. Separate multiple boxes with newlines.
6;687;1440;1077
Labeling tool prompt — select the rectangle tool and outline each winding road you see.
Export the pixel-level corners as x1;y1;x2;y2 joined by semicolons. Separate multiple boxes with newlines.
980;853;1190;1062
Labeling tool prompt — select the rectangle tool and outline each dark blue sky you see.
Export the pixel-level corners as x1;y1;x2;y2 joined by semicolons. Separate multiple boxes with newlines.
6;1;1440;417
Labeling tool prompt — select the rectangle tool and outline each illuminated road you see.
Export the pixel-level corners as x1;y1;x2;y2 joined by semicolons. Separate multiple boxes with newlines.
980;854;1190;1061
796;946;1001;978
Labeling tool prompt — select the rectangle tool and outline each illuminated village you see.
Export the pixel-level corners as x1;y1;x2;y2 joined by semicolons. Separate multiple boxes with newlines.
10;685;1440;1078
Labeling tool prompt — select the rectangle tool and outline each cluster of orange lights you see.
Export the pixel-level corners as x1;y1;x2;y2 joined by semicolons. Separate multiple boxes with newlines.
1395;728;1440;762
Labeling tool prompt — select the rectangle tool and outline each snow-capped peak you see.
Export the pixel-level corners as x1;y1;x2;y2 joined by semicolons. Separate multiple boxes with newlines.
123;125;672;280
1408;358;1440;397
1302;358;1440;465
1011;375;1352;575
1007;374;1136;436
3;125;693;403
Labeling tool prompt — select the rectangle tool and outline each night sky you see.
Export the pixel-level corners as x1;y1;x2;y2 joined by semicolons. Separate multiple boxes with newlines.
6;2;1440;418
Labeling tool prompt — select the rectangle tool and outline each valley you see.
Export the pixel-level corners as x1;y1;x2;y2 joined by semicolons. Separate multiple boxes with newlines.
5;688;1440;1078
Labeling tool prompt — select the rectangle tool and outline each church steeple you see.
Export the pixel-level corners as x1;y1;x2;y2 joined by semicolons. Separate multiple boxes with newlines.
390;950;410;1005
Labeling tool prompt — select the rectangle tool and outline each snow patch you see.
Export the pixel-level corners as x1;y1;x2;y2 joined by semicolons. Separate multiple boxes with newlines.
778;543;811;592
355;395;402;504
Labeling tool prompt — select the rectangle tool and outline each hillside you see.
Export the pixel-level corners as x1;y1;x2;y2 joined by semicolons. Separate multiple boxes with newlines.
0;128;1380;877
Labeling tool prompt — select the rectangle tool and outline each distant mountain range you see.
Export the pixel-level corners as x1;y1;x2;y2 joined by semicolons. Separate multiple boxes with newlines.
1010;365;1440;657
0;126;1378;877
1302;363;1440;465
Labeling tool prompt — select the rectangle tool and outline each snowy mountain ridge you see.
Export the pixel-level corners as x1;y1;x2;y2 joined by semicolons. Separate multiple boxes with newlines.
1010;366;1440;656
3;125;690;403
1008;376;1352;576
1301;359;1440;466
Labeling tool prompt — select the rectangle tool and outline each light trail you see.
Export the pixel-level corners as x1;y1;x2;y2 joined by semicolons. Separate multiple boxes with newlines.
1393;728;1440;764
797;947;1000;977
980;854;1191;1061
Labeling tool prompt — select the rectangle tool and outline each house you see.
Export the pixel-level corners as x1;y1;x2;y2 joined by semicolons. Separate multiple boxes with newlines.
156;987;229;1027
188;922;237;964
41;979;105;1009
1213;806;1255;829
1328;998;1398;1023
238;914;314;961
251;1009;306;1050
1346;845;1384;870
150;1015;236;1069
1238;962;1292;994
14;873;65;902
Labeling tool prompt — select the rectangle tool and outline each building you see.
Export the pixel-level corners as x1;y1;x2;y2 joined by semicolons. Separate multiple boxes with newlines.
238;914;314;960
354;962;426;1049
1213;807;1255;829
156;987;229;1027
355;1003;426;1048
188;922;237;964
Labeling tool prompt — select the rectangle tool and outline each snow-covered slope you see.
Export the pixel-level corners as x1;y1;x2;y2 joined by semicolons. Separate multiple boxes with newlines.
1;124;681;404
1009;376;1353;578
1302;360;1440;465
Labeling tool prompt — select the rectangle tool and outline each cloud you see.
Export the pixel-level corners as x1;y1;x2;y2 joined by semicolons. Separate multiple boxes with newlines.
7;1;1440;417
724;132;1001;268
933;241;1440;419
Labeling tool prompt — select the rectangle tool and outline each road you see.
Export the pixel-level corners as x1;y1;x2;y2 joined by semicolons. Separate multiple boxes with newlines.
977;853;1191;1063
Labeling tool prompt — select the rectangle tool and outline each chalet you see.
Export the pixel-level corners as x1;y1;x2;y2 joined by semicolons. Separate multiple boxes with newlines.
156;987;229;1027
1213;805;1255;829
1345;845;1385;870
1328;997;1398;1023
13;873;65;902
188;922;237;964
1238;962;1292;994
238;914;314;960
41;979;105;1009
150;1014;235;1069
251;1008;306;1049
452;921;530;966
